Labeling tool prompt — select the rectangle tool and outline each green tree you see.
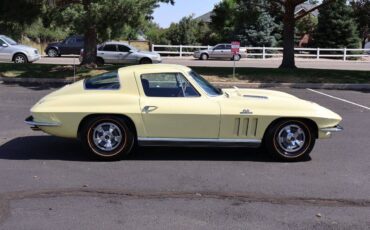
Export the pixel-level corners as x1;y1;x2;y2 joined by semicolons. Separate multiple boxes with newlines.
165;15;209;45
210;0;278;46
350;0;370;46
0;0;42;40
48;0;174;66
315;0;360;48
258;0;335;68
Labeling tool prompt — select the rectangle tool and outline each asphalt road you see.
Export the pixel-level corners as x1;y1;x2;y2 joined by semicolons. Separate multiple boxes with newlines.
34;56;370;71
0;83;369;229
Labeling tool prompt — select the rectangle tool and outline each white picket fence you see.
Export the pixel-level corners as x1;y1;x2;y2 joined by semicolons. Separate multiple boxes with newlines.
151;44;370;61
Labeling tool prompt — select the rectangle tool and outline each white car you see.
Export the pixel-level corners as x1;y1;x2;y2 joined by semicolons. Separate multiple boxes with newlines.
0;35;41;63
80;42;161;65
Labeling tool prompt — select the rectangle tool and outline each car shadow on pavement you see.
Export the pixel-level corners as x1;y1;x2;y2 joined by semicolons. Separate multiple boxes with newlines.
0;136;306;162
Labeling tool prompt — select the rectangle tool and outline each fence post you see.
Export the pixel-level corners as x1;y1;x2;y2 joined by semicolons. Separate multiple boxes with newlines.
343;48;347;61
179;45;183;57
317;48;320;60
151;44;155;52
262;47;266;60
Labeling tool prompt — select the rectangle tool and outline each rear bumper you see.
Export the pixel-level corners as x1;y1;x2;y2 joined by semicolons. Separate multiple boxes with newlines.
24;116;61;131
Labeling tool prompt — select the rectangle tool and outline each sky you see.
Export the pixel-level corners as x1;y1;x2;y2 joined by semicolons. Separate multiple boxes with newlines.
153;0;222;28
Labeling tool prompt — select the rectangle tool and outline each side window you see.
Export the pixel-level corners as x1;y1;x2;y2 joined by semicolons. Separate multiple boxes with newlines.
84;71;120;90
66;38;76;44
141;73;200;97
214;45;225;50
118;45;131;52
76;37;84;44
225;44;231;50
0;39;5;46
103;44;117;52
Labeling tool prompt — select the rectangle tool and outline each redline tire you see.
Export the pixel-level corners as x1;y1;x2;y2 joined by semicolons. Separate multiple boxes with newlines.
81;116;135;161
265;120;316;162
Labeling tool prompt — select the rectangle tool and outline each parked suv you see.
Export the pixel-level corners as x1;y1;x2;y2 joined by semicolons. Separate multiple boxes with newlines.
79;42;161;65
193;43;247;61
0;35;40;63
45;35;84;57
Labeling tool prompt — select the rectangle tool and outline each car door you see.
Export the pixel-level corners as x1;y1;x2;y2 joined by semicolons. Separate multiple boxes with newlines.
209;44;225;58
60;37;75;54
138;71;220;139
73;37;84;54
99;44;119;64
0;39;11;61
117;45;136;64
224;44;233;58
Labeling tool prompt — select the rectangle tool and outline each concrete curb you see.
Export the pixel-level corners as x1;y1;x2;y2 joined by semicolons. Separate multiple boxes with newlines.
1;77;370;90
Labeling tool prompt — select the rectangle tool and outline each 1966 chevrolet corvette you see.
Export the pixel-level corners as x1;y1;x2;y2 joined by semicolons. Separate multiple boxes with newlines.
25;64;343;161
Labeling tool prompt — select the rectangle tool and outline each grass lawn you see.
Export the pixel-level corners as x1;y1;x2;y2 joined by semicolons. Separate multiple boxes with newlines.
1;63;370;84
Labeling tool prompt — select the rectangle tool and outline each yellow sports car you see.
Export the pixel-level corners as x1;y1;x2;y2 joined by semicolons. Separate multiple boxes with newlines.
25;64;342;161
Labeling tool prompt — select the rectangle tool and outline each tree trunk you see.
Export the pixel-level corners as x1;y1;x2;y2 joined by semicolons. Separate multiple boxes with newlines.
81;0;97;67
279;3;296;69
81;26;97;67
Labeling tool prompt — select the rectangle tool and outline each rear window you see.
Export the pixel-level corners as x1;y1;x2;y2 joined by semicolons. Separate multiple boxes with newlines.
84;71;120;90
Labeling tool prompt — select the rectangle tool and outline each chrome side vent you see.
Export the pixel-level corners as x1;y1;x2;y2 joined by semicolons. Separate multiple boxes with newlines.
234;118;258;137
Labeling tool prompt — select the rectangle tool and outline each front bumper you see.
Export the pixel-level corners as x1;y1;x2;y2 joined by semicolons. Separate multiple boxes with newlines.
320;125;343;132
28;54;41;62
25;116;61;131
318;125;343;139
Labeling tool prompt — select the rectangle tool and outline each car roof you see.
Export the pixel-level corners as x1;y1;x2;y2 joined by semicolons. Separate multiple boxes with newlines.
104;41;130;46
119;64;191;73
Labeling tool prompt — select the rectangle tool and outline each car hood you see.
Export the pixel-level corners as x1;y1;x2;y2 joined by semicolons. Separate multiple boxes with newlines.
221;88;342;125
13;44;37;51
47;42;61;47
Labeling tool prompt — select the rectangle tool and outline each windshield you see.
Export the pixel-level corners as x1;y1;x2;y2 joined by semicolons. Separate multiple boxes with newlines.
2;36;17;45
189;70;223;96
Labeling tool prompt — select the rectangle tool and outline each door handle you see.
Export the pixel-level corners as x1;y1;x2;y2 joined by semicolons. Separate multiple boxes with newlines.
142;105;158;113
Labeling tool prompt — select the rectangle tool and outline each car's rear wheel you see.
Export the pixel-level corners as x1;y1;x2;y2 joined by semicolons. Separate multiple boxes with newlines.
96;57;105;66
47;48;58;57
264;120;316;162
81;116;135;161
13;54;28;64
200;53;208;60
140;58;152;64
232;54;241;61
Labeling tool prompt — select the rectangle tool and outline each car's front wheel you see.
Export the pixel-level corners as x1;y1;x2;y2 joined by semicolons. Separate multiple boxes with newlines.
13;54;28;64
81;116;135;161
140;58;152;64
264;120;316;162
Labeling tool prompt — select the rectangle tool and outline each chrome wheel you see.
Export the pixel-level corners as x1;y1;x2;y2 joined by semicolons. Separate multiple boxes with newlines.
14;55;26;63
277;124;306;154
92;122;123;152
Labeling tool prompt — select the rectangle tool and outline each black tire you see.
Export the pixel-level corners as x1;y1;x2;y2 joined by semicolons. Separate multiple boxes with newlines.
200;53;208;60
47;48;58;57
264;119;316;162
81;116;135;161
139;58;152;64
13;54;28;64
96;57;105;66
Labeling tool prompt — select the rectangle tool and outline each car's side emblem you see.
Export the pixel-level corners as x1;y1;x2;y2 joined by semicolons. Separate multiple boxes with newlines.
240;109;253;115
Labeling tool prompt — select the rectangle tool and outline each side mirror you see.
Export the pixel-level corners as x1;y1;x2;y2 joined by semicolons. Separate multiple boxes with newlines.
2;43;8;47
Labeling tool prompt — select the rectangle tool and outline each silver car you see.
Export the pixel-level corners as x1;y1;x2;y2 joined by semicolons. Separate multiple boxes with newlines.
80;42;161;65
193;43;247;61
0;35;41;63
